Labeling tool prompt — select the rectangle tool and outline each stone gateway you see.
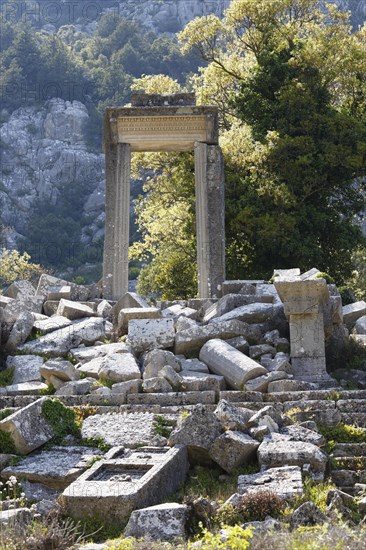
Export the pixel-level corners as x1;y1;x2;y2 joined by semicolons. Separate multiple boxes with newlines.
102;93;226;300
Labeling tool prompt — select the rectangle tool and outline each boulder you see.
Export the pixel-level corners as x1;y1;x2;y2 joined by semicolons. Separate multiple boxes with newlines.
342;301;366;327
6;382;49;395
354;315;366;335
290;502;329;529
40;359;77;382
112;292;149;321
124;503;188;541
5;311;34;351
118;307;161;334
209;431;259;473
111;379;142;395
214;400;253;431
142;377;173;393
55;378;95;396
33;315;72;335
213;303;283;325
6;355;43;384
180;358;209;373
98;353;141;383
143;349;181;379
47;285;71;301
238;466;303;500
57;299;94;320
181;372;225;393
244;371;289;393
128;319;175;352
199;339;267;390
158;366;183;390
4;280;36;299
169;406;223;464
0;398;54;454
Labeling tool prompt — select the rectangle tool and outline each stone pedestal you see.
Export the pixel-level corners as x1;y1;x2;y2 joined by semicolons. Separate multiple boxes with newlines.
275;279;330;382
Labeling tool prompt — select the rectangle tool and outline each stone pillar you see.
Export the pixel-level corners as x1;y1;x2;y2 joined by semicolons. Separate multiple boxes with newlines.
275;278;330;382
194;142;225;299
103;142;131;300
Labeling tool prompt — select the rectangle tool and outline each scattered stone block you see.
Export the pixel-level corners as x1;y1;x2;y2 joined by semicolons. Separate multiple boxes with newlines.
111;380;142;395
238;466;303;500
249;345;276;360
128;319;175;352
97;300;112;319
5;311;34;351
62;446;188;526
81;412;157;447
43;301;59;316
19;318;107;357
143;377;173;393
245;371;289;393
125;503;188;541
162;304;198;321
199;339;267;390
280;425;326;447
225;336;249;354
209;431;259;473
127;392;216;406
290;502;329;529
268;379;315;393
0;397;54;454
33;315;73;335
158;366;183;390
6;355;43;384
118;307;161;334
258;434;328;480
214;303;283;325
0;508;32;526
4;280;36;299
40;358;77;382
143;349;181;379
214;400;253;431
98;353;141;383
181;372;225;393
47;286;71;300
342;301;366;327
248;406;282;428
169;405;223;464
180;358;209;373
70;342;132;363
55;378;95;396
57;299;94;320
6;382;49;395
1;446;102;490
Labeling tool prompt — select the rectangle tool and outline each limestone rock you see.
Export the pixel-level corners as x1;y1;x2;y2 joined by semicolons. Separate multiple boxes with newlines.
280;425;326;447
342;301;366;327
169;406;223;464
238;466;304;500
81;412;156;447
214;400;253;431
258;434;328;480
124;503;188;541
55;378;95;396
4;280;36;299
118;307;161;334
244;371;289;393
180;358;209;373
209;431;259;473
213;303;284;325
142;377;173;393
0;398;54;454
128;318;175;352
70;342;132;363
6;355;43;384
19;318;107;356
181;372;225;393
290;502;329;529
6;382;49;395
143;349;181;379
98;353;141;383
57;299;95;320
111;379;142;395
112;291;149;321
158;366;183;390
33;315;73;335
40;358;77;382
5;311;34;351
47;285;71;301
199;339;268;390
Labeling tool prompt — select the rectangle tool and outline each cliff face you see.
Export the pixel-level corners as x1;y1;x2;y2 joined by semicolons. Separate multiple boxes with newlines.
0;99;105;250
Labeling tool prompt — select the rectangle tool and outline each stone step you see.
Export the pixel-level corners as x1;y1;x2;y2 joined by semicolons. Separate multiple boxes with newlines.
265;389;366;402
337;400;366;413
331;456;366;470
332;443;366;457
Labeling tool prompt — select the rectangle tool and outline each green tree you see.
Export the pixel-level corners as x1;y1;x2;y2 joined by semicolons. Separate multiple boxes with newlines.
180;0;366;283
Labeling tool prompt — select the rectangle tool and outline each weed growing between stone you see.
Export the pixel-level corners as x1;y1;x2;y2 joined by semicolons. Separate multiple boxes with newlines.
0;430;17;454
0;366;14;387
41;399;80;444
153;415;175;438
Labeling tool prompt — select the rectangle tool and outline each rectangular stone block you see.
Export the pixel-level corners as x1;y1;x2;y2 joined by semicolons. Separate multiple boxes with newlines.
118;307;161;335
128;318;175;352
127;391;216;406
290;313;325;358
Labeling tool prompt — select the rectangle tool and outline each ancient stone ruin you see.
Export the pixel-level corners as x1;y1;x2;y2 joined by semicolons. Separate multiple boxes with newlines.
102;93;226;300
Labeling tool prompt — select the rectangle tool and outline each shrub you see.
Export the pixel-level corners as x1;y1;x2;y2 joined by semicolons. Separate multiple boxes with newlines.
237;490;285;522
0;249;43;287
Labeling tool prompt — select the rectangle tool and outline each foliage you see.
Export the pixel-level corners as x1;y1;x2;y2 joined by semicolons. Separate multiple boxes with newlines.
0;430;17;454
237;489;285;521
153;415;175;438
73;405;98;425
0;367;14;387
0;250;43;288
80;437;112;453
131;74;183;94
41;399;80;443
178;0;366;283
0;409;13;421
189;524;252;550
318;423;366;445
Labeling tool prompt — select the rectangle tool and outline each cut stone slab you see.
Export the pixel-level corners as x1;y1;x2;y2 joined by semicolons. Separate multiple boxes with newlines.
158;366;183;390
98;353;141;383
238;466;304;500
40;359;77;382
118;307;161;334
0;508;32;527
143;377;173;393
62;446;188;526
19;318;107;357
33;315;73;335
128;319;175;352
162;304;198;321
4;280;36;299
81;412;157;447
354;315;366;334
258;434;328;479
124;503;188;541
1;446;102;490
0;295;44;322
342;301;366;327
70;342;132;363
213;303;283;324
111;380;142;395
55;378;95;396
181;372;225;393
6;382;49;395
268;379;316;393
175;320;261;356
180;358;209;373
244;371;289;393
5;311;34;351
209;431;259;473
143;349;182;379
214;399;253;431
112;292;150;321
6;355;43;384
199;339;267;390
47;285;72;300
168;405;223;464
57;299;95;320
280;425;326;447
203;293;266;322
0;397;54;454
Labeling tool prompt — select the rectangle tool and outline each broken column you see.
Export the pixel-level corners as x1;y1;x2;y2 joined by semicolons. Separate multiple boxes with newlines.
274;275;330;382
